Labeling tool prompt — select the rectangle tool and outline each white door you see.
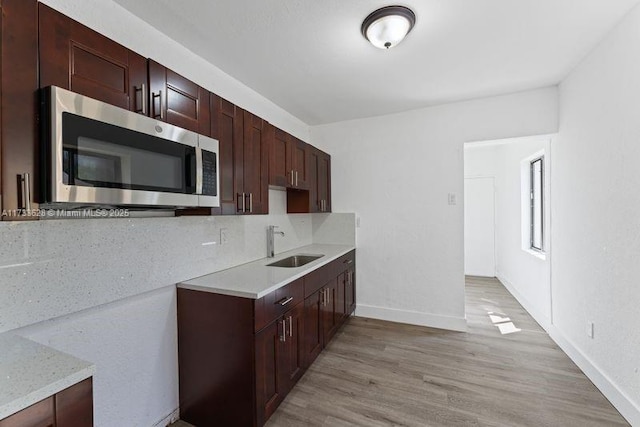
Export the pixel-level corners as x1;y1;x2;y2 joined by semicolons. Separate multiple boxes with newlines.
464;177;495;277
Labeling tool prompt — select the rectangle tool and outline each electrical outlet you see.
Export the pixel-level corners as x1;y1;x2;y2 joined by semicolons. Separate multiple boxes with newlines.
448;193;457;205
220;228;228;245
587;321;594;338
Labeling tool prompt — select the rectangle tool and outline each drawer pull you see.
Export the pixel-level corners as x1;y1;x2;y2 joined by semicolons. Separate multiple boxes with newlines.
277;296;294;306
344;259;353;264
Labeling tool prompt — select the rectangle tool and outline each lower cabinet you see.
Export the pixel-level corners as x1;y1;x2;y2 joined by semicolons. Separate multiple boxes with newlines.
0;378;93;427
255;302;304;426
178;249;356;427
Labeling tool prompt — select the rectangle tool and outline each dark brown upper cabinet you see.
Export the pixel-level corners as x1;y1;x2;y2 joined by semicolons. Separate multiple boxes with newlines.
316;148;331;212
287;146;331;213
148;60;210;136
269;128;309;190
240;111;269;214
206;96;269;216
210;94;243;215
1;0;39;220
39;4;147;113
269;128;291;188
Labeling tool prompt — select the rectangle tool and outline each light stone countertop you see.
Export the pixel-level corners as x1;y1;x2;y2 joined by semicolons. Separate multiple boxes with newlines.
0;334;95;420
179;244;356;299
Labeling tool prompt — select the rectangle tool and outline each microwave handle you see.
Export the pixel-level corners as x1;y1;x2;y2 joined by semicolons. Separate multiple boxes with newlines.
185;149;197;192
195;147;203;195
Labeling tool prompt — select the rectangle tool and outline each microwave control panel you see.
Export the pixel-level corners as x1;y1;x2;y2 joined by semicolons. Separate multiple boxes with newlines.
201;151;218;196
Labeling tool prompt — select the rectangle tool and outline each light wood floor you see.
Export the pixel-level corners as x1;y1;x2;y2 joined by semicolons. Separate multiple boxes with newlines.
174;276;629;427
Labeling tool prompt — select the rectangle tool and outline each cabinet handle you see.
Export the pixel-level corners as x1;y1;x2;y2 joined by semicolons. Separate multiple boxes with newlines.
344;259;353;265
134;83;147;115
152;90;164;120
295;171;298;187
320;289;325;306
20;173;32;212
142;83;148;115
288;316;293;337
248;193;253;213
290;170;294;186
280;319;286;342
134;84;142;114
277;296;294;306
237;193;246;212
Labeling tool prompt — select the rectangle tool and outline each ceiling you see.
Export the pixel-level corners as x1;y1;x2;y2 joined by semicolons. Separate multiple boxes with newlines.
113;0;640;125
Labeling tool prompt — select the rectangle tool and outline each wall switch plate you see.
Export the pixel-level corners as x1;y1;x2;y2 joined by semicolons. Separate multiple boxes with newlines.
587;321;594;338
220;228;228;245
448;193;457;205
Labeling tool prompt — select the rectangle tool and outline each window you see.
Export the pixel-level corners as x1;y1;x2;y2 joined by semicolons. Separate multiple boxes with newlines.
530;157;544;251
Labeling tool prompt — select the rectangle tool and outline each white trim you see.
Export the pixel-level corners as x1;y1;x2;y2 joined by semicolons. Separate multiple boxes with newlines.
355;304;468;332
547;326;640;426
522;247;547;261
152;408;180;427
496;273;551;331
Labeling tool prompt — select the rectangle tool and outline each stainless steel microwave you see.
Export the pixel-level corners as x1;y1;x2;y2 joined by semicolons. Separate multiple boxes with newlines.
41;86;219;209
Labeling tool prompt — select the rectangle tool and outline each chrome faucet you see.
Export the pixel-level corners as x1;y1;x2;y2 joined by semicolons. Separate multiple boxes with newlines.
267;225;285;258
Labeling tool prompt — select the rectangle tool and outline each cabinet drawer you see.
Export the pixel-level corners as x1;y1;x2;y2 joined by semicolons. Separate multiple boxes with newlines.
304;262;335;298
255;278;303;332
334;250;356;275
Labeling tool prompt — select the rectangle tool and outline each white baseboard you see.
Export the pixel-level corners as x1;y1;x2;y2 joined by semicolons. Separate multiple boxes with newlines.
355;304;468;332
547;325;640;426
153;408;180;427
495;273;639;426
495;273;551;331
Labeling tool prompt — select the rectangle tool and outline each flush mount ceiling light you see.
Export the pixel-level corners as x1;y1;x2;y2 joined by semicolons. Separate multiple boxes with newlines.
361;5;416;50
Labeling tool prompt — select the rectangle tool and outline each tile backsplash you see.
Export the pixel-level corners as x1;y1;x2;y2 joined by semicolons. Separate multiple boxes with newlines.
0;189;355;333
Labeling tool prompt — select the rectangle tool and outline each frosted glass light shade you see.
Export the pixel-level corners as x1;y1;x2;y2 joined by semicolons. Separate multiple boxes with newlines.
362;6;416;50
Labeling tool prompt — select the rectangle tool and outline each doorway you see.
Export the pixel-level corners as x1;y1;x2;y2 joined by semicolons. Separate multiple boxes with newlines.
463;135;554;329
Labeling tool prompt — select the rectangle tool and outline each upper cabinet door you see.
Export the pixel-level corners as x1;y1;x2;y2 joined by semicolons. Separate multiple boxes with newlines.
148;60;210;135
242;111;269;214
307;148;320;213
317;149;331;212
269;127;293;187
38;4;147;113
211;94;244;215
1;0;39;219
292;139;309;190
268;129;309;190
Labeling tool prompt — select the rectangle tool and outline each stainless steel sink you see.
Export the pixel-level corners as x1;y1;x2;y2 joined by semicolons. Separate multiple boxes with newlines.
267;254;324;268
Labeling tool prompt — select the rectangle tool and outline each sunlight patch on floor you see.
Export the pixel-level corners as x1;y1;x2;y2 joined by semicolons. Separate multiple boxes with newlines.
488;311;522;335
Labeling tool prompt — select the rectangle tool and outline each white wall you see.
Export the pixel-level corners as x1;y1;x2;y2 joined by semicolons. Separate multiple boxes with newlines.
552;2;640;423
496;138;551;326
310;87;558;331
38;0;309;141
464;137;552;327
